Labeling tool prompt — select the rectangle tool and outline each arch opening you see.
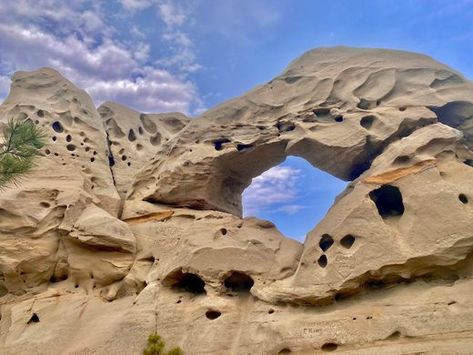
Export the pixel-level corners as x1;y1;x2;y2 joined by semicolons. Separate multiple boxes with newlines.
242;156;347;242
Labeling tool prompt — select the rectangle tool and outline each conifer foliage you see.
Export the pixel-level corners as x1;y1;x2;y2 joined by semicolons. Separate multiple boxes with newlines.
0;118;45;188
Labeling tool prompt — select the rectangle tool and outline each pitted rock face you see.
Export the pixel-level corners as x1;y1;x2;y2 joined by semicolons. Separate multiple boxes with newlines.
1;48;473;355
127;47;473;216
98;102;190;197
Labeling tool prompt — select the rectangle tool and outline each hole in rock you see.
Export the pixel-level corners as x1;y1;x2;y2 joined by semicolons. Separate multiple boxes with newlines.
317;255;328;268
334;116;344;122
278;348;292;354
360;115;375;129
275;121;296;132
214;138;231;151
224;271;254;292
387;331;401;340
268;309;275;314
236;143;254;151
369;185;404;218
66;144;76;151
128;129;136;142
52;121;63;133
464;159;473;167
243;157;347;242
163;270;206;294
459;194;468;204
340;234;355;249
220;228;227;235
66;134;72;142
37;110;44;117
27;313;40;324
319;234;334;252
205;310;221;320
321;343;338;352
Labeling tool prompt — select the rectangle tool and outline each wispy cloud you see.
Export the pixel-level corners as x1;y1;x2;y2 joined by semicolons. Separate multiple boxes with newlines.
242;165;304;216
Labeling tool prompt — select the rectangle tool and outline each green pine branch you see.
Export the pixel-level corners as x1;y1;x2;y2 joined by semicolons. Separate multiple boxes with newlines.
0;117;46;189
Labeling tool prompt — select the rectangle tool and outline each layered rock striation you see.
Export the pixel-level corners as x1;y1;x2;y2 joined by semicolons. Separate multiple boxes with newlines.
0;47;473;354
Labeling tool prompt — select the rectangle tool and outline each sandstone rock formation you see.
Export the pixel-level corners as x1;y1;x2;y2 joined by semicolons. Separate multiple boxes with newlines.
1;47;473;354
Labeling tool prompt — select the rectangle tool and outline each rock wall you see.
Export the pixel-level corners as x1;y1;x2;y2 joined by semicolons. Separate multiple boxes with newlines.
0;47;473;354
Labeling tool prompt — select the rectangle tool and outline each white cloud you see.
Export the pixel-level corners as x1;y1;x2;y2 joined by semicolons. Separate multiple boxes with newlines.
119;0;153;11
0;1;203;114
243;165;304;216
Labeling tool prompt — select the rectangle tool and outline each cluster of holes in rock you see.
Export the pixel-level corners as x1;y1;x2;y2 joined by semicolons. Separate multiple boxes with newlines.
369;185;404;218
316;234;356;268
164;270;254;295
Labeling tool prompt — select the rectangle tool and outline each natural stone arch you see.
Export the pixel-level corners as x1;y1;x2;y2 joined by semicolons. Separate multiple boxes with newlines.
128;47;473;217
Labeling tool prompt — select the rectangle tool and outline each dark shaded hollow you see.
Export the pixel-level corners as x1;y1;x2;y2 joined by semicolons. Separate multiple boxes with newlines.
205;310;221;320
340;234;355;249
224;271;254;292
236;143;254;151
321;343;338;352
214;138;231;151
459;193;468;204
52;121;63;133
163;269;206;294
317;255;328;268
66;144;76;151
319;234;334;252
278;348;292;354
275;121;295;132
369;185;404;218
27;313;40;324
128;129;137;142
360;115;375;129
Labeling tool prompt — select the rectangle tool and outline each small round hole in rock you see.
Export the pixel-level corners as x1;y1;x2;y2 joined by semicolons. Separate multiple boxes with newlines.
278;348;291;354
40;202;50;208
321;343;338;352
317;255;328;268
90;157;95;162
268;309;275;314
66;134;72;142
37;110;44;117
121;155;127;161
340;234;355;249
45;149;50;155
224;271;254;292
220;228;227;235
360;115;375;129
319;234;334;252
66;144;76;151
52;121;63;133
27;313;40;324
334;116;344;123
459;194;468;204
205;310;221;320
128;129;137;142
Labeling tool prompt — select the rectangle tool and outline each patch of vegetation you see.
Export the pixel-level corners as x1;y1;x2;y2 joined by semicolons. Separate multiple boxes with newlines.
143;333;183;355
0;118;45;188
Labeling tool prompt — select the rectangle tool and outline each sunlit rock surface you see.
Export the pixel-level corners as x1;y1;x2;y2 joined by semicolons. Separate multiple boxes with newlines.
1;47;473;354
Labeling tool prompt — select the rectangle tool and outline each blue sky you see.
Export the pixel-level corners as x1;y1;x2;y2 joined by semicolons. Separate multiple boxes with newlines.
0;0;472;241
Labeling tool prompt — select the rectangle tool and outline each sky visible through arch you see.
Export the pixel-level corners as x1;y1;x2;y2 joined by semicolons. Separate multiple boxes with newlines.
242;157;347;242
0;1;472;238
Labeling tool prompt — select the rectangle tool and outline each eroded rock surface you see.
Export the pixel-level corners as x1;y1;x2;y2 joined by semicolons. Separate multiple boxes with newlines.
1;47;473;354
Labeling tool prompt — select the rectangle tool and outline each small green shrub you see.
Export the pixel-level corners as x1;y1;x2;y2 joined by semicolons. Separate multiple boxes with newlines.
143;333;183;355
